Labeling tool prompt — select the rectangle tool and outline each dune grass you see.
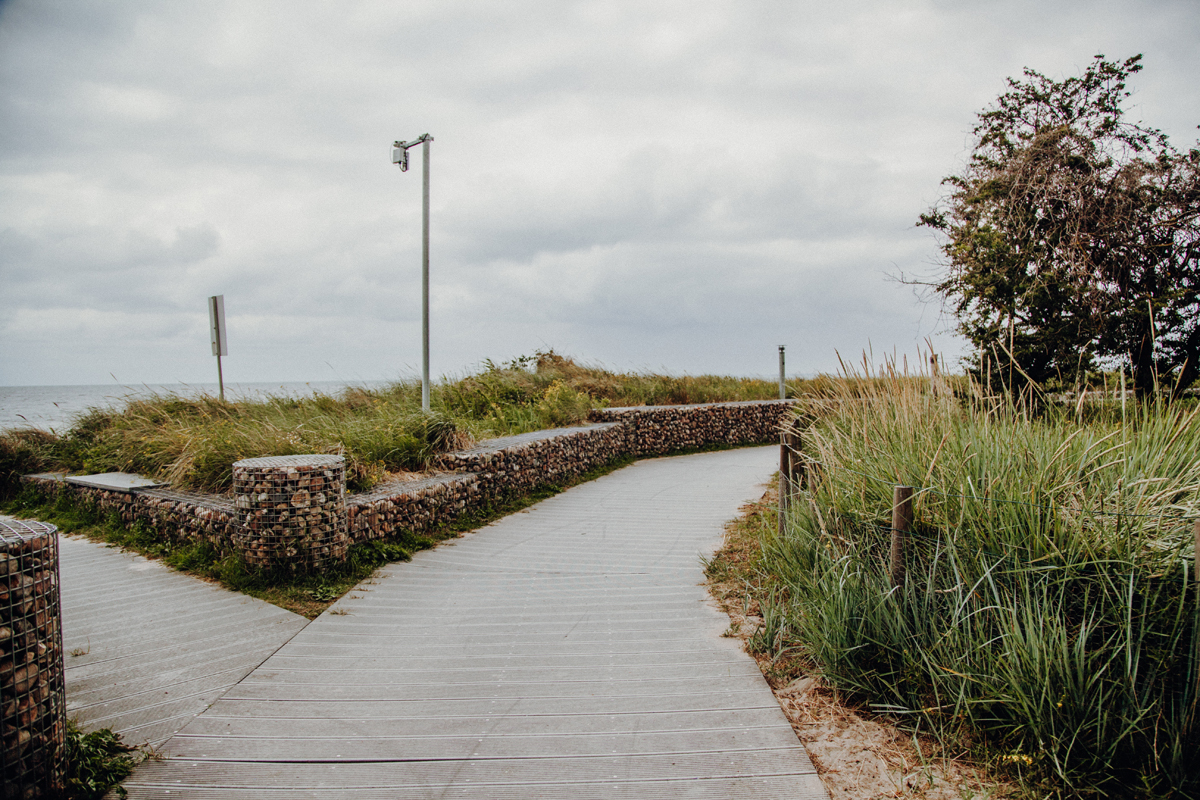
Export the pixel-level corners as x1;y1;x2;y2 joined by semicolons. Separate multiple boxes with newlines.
756;366;1199;797
0;351;789;496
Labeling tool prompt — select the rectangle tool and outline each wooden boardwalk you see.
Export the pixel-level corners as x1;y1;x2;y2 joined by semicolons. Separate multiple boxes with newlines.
59;535;308;747
84;447;827;798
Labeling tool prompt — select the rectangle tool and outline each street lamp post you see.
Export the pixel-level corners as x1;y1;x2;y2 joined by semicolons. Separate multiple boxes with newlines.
392;133;434;412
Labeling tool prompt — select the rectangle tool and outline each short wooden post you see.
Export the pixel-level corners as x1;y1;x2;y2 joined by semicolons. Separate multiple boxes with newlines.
1194;519;1200;602
890;486;914;586
778;425;792;534
787;426;803;494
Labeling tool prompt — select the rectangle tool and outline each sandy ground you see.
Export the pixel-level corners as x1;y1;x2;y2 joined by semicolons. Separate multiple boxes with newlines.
760;660;1007;799
707;496;1015;800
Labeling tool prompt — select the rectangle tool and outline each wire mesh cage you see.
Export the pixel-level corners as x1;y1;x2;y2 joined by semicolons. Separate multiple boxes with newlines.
232;455;349;572
0;520;65;799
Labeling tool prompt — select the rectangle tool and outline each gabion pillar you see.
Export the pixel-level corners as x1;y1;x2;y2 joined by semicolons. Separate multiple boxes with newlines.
1;521;65;799
232;455;348;572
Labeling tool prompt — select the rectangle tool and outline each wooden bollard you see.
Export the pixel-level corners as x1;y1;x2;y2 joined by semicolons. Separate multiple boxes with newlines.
787;426;803;492
1195;518;1200;696
890;486;914;586
777;425;805;535
778;426;792;534
1194;519;1200;602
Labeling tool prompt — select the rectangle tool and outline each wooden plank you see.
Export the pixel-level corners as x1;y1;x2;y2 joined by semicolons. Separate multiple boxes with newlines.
224;679;772;702
67;639;288;691
160;726;807;761
125;749;824;789
234;663;762;685
176;707;797;738
64;622;303;674
282;623;719;646
123;776;825;800
260;649;749;670
208;690;775;715
69;660;265;709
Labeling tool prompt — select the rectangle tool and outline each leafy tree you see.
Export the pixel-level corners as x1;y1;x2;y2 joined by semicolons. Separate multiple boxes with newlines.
920;55;1200;398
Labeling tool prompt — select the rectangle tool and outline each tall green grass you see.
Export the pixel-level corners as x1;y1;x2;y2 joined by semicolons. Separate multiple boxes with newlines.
765;367;1199;798
0;351;789;495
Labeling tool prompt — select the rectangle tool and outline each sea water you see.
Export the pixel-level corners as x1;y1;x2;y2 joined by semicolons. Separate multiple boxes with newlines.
0;381;382;433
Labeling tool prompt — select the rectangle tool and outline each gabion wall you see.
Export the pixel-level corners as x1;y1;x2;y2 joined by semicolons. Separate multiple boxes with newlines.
19;481;237;555
434;423;628;496
348;473;481;543
232;455;348;572
0;521;65;799
589;399;796;456
22;401;798;574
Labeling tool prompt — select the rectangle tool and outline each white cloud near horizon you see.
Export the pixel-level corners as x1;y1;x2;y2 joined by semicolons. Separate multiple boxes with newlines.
1;0;1198;386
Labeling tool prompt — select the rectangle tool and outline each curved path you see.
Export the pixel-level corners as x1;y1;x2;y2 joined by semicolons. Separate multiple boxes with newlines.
109;446;827;799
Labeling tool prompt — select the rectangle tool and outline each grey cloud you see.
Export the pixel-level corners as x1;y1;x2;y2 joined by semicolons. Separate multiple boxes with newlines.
2;224;221;310
1;0;1197;385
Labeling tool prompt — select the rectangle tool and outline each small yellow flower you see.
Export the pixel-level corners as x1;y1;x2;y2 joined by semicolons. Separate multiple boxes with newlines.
1000;753;1033;766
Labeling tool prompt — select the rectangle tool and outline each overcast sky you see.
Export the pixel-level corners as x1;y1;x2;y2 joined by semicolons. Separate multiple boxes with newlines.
1;0;1197;387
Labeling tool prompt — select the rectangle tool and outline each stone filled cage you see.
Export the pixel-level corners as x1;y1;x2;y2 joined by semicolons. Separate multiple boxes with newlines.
1;520;65;799
232;455;349;571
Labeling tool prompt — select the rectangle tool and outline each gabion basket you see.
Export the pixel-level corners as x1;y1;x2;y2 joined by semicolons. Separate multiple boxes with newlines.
232;455;348;572
0;520;65;799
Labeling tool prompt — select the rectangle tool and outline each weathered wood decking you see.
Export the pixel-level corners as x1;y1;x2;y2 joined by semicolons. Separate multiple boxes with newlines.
61;447;827;798
59;535;308;747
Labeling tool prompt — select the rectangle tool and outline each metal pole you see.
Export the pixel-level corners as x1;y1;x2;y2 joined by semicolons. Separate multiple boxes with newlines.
421;138;431;413
778;345;786;400
216;354;225;402
392;134;434;412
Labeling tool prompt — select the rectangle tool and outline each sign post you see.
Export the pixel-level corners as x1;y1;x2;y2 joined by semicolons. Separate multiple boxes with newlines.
208;294;228;401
